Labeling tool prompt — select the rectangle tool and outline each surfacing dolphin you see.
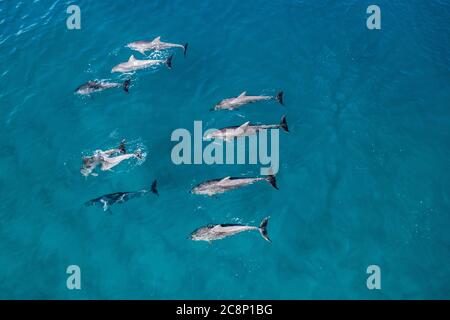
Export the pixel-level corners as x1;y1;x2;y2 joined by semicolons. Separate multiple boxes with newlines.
212;91;284;111
127;36;188;57
111;54;173;73
75;79;131;95
85;180;158;212
81;140;127;177
190;217;271;243
80;140;143;177
190;174;278;197
204;115;289;141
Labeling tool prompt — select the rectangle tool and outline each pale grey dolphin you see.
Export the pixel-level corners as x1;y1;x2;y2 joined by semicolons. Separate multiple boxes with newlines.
212;91;284;111
99;149;143;171
81;140;143;177
75;79;131;95
127;36;188;56
204;115;289;141
190;217;271;243
190;174;278;197
111;54;173;73
81;140;126;177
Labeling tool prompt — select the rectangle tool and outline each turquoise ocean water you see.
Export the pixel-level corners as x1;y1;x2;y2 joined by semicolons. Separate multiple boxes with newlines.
0;0;449;299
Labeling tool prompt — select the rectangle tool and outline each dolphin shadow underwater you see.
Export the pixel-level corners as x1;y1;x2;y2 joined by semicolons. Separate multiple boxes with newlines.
85;180;158;213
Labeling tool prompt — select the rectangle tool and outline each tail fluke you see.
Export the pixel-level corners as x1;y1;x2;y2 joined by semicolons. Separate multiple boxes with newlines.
259;217;271;242
118;139;126;154
266;174;279;190
166;54;174;69
123;79;131;93
134;148;143;160
275;91;284;105
151;180;158;196
279;115;289;132
183;43;188;57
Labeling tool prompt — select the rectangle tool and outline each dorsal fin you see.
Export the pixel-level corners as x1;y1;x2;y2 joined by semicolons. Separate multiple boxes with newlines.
128;55;136;62
153;36;161;42
238;91;247;97
237;121;250;132
218;176;231;184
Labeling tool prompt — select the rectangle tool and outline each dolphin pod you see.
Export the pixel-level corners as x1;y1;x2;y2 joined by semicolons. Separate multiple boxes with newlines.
78;35;288;245
75;36;185;95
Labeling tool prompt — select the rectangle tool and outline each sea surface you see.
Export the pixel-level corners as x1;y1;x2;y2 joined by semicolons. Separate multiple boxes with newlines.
0;0;449;299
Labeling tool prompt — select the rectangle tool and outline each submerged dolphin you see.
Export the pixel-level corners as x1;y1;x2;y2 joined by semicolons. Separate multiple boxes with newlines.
85;180;158;212
111;54;173;73
75;79;131;95
127;36;188;56
204;115;289;141
212;91;283;111
190;175;278;197
190;217;271;243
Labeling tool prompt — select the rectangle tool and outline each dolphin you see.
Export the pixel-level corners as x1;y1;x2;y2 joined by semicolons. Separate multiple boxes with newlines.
99;148;143;171
111;54;173;73
81;140;127;177
127;36;188;57
212;91;283;111
204;115;289;141
190;174;278;197
85;180;158;212
80;140;143;177
75;79;131;95
190;217;271;243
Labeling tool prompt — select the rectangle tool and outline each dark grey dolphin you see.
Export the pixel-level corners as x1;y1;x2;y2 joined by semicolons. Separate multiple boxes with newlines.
85;180;158;212
75;79;131;95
